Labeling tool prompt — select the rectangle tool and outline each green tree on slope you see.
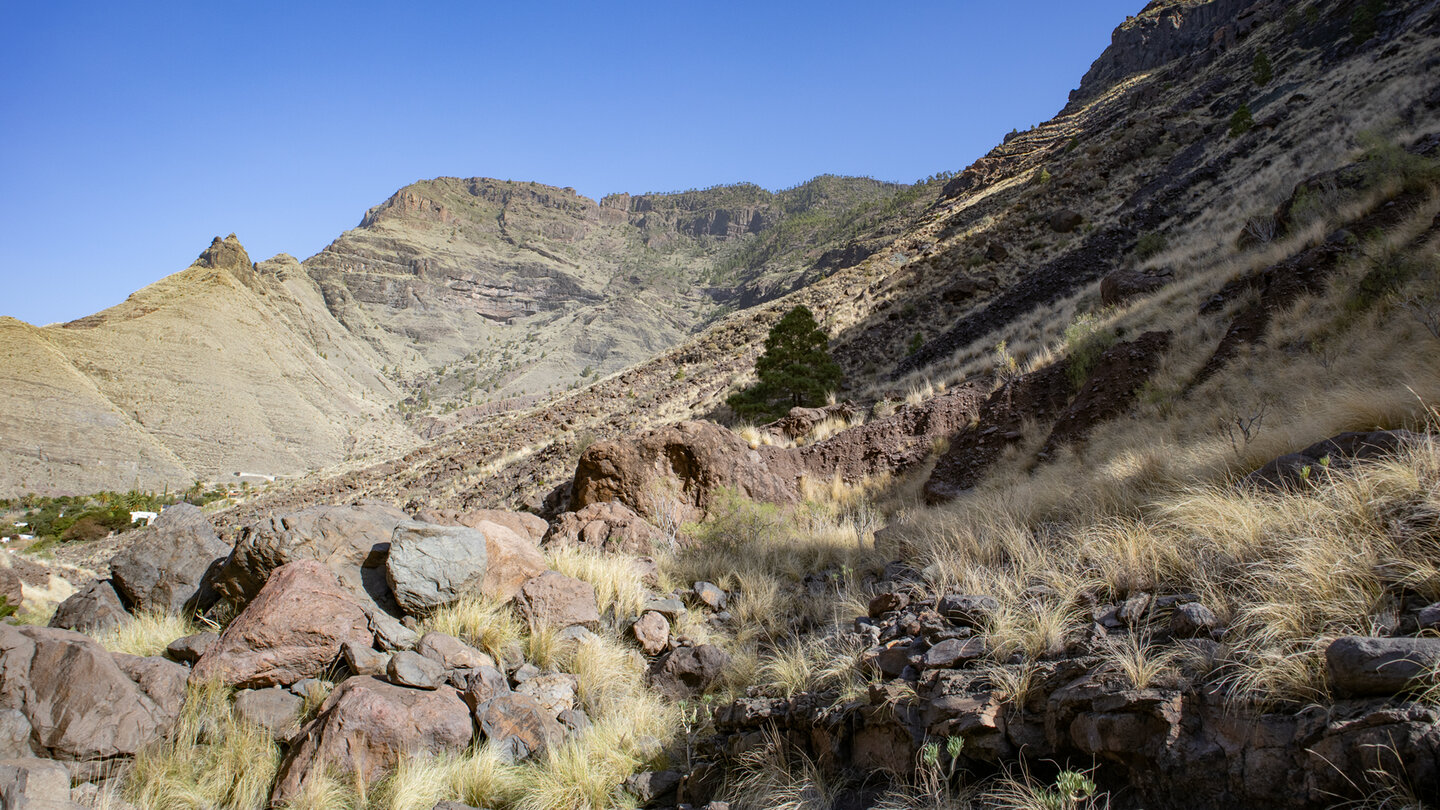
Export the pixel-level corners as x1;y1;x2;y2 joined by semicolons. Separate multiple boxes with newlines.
728;305;843;421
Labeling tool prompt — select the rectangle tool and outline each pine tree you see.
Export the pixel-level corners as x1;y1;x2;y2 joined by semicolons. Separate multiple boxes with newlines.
728;305;843;421
1252;49;1273;86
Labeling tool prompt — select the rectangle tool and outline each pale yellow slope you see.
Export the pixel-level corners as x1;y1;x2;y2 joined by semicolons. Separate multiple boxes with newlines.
0;236;418;496
0;317;194;495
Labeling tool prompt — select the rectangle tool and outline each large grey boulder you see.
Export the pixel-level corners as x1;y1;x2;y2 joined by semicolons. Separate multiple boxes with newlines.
48;580;128;634
109;503;228;614
271;676;473;803
0;625;185;774
1327;636;1440;696
649;644;731;697
233;687;302;741
1247;430;1422;492
385;522;489;615
386;651;445;690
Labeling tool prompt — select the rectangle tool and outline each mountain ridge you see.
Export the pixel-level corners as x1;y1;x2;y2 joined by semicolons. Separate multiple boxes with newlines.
0;173;937;496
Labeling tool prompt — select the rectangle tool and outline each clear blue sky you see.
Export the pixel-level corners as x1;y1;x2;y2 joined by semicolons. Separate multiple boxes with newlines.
0;1;1140;326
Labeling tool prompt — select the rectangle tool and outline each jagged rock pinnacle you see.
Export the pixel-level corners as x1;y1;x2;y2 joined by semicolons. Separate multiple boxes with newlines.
195;233;252;272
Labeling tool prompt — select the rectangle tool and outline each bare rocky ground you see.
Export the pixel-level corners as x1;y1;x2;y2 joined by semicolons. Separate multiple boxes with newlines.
6;1;1440;808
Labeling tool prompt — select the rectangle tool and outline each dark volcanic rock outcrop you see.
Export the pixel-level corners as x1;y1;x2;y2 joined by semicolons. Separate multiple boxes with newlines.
109;503;228;615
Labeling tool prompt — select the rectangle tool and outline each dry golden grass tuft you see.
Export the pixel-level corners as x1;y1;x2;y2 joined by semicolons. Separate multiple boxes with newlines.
417;593;527;662
126;678;282;810
547;544;660;619
94;611;199;658
724;728;844;810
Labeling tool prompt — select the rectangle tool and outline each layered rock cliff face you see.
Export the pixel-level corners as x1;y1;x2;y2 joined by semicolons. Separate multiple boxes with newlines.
301;174;916;414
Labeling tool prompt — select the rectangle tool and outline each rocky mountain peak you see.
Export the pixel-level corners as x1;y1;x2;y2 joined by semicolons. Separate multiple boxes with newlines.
1069;0;1269;104
194;233;253;273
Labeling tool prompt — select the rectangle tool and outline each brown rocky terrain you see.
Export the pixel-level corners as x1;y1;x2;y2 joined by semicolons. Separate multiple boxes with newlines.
6;0;1440;807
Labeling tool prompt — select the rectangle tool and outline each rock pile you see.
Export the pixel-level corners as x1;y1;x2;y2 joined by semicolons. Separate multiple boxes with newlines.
694;581;1440;810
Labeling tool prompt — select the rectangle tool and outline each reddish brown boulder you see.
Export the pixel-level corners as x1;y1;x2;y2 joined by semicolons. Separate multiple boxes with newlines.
1100;266;1173;306
545;501;667;554
631;611;670;655
1049;209;1084;233
474;692;566;763
191;560;372;689
271;676;473;802
0;625;185;769
415;632;494;671
571;421;802;524
414;507;549;543
472;520;547;601
517;572;600;631
0;758;73;808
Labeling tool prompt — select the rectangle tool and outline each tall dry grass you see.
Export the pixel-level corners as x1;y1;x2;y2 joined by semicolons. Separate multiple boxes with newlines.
126;678;282;809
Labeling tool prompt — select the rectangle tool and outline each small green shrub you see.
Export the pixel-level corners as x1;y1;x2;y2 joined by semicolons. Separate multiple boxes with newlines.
1229;102;1255;137
1358;131;1440;192
907;332;925;356
1136;232;1167;260
1252;50;1273;86
1351;0;1385;43
1064;314;1117;389
690;488;791;557
1347;246;1427;313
